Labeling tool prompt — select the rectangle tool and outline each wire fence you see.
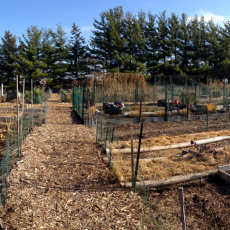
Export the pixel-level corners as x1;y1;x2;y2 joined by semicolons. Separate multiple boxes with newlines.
92;80;228;105
72;78;230;228
0;91;50;213
72;78;230;128
72;84;84;124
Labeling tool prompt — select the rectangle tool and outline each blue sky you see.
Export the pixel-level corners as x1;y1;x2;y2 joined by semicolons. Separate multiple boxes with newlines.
0;0;230;44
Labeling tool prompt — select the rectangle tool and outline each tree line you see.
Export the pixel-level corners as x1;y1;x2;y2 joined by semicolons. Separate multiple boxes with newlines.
1;6;230;88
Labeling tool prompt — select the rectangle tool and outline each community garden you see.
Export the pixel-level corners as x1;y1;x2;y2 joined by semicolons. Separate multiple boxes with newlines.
1;73;230;229
72;73;230;229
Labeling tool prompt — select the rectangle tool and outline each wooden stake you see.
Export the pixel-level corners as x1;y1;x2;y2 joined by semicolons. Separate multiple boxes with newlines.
31;79;33;129
1;83;3;103
88;101;90;126
96;115;98;143
179;187;186;230
131;127;134;188
20;79;25;151
101;106;102;121
16;75;20;156
168;98;169;121
139;101;142;122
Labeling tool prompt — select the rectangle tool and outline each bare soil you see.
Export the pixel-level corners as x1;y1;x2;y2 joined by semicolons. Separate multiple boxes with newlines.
112;117;230;141
145;176;230;229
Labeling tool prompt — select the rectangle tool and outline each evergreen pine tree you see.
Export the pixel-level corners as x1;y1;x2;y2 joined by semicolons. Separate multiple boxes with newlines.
67;23;86;79
0;30;18;84
145;12;158;75
51;24;70;83
178;13;191;74
11;26;48;83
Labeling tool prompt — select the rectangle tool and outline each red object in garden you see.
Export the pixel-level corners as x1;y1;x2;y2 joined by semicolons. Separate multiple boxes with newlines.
174;100;179;104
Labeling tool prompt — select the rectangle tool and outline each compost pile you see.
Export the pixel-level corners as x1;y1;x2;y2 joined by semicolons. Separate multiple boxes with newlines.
1;94;144;229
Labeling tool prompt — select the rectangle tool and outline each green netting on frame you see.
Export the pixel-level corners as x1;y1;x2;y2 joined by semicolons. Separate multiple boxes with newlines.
0;100;48;213
72;84;84;123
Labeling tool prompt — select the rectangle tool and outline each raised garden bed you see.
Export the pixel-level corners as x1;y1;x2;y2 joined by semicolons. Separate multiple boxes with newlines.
108;116;230;142
104;130;230;189
97;112;227;126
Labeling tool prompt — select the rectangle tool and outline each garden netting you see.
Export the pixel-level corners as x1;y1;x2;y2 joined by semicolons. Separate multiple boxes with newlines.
0;97;49;213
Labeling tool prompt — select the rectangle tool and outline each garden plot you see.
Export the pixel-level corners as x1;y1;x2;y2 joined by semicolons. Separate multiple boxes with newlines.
106;129;230;186
111;117;230;141
115;147;228;183
144;176;230;229
110;129;230;150
91;104;228;128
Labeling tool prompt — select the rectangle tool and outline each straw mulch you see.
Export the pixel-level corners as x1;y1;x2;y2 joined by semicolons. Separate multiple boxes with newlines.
111;129;230;149
1;94;144;229
109;128;230;183
119;147;229;182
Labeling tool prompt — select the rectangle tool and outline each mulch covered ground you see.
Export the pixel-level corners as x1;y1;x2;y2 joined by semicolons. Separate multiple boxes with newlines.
1;94;144;229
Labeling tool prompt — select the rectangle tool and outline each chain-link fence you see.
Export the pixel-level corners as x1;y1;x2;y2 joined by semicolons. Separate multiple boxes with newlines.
82;77;230;229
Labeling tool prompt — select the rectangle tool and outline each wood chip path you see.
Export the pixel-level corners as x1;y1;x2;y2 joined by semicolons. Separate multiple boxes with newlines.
1;94;144;229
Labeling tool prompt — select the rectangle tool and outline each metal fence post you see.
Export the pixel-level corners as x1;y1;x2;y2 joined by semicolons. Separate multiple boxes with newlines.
223;77;226;108
195;82;197;106
165;86;168;122
82;84;85;124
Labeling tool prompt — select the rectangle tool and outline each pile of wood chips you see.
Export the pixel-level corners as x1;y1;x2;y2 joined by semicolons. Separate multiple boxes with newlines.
1;94;144;229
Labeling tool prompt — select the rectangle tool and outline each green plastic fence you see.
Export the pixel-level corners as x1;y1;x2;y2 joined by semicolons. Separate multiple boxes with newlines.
87;79;227;106
0;101;48;213
72;84;84;124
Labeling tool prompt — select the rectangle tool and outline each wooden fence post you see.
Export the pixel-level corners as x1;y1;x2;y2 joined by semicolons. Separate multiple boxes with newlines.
179;187;186;230
131;127;134;189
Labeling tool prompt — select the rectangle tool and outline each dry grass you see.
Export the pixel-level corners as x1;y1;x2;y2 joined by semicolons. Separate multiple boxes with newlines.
202;103;217;112
119;147;228;182
90;106;96;114
129;111;144;118
130;105;153;112
179;107;193;115
110;129;230;149
108;128;230;183
154;110;165;117
95;72;146;84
